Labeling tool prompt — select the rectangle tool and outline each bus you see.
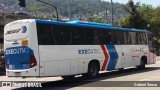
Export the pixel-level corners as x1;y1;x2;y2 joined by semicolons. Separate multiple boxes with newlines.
4;19;156;79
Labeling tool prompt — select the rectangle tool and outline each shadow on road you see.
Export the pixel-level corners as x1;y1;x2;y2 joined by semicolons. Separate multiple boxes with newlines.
12;66;160;90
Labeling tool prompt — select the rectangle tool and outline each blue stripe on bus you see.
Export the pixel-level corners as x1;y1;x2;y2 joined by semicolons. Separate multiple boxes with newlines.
36;19;148;32
106;45;118;70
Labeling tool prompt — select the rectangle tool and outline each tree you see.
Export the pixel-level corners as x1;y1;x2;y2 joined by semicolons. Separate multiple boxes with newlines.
29;3;40;16
120;0;147;29
38;13;46;19
88;17;104;23
150;7;160;38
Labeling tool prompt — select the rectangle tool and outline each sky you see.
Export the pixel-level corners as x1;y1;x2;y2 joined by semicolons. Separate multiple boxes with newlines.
104;0;159;7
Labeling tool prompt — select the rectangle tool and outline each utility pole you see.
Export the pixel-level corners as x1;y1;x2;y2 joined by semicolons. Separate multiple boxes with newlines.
68;0;71;21
147;5;150;29
37;0;59;21
105;7;108;23
111;0;113;25
147;5;149;23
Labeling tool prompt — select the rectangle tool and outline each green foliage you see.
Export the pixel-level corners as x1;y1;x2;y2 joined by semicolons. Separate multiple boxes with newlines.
88;18;104;23
0;0;128;22
121;0;160;33
38;13;46;19
120;0;160;50
29;3;40;16
120;0;147;29
149;8;160;38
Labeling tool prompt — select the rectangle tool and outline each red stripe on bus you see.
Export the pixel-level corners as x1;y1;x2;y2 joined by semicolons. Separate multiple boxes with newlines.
100;45;109;71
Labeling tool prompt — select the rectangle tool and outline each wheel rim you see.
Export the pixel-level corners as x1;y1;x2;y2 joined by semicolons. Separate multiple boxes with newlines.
140;60;145;68
90;65;97;76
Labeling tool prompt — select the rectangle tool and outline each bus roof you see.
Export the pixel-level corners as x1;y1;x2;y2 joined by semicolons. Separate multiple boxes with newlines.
36;19;149;33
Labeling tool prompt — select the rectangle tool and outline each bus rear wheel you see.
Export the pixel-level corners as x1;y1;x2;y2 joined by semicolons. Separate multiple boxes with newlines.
61;75;75;80
118;68;124;72
85;62;99;78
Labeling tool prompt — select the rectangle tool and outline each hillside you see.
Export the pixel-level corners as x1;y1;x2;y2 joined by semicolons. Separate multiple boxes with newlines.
0;0;129;22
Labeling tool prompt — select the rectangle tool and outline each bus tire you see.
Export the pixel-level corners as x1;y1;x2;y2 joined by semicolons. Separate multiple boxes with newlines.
118;68;124;72
86;62;99;78
137;60;145;70
61;75;75;80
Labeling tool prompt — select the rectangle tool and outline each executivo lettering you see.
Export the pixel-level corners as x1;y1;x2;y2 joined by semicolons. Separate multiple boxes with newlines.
78;49;101;54
5;47;29;55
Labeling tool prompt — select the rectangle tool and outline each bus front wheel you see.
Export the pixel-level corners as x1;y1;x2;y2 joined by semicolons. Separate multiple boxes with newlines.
137;60;145;69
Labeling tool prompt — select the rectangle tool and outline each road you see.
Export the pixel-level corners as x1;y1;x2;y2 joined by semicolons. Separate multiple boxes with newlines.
1;60;160;90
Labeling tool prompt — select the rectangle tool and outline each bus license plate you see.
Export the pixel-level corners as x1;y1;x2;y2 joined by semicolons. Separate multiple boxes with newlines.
15;72;21;76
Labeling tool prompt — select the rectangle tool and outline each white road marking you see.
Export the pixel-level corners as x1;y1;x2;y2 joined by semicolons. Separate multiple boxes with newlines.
139;76;160;81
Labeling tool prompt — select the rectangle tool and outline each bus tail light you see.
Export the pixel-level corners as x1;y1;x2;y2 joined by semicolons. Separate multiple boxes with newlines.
30;55;37;68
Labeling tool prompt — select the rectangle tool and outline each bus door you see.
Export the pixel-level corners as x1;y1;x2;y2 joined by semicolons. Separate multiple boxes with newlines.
148;33;156;64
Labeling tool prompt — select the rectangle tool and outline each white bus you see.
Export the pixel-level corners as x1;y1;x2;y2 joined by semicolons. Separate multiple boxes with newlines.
4;19;156;79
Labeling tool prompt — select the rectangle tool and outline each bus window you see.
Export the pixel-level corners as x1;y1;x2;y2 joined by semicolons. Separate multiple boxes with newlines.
52;25;72;45
72;28;85;45
137;32;147;44
93;30;100;44
137;32;143;44
71;27;94;45
124;32;128;44
129;32;137;44
148;33;156;53
148;33;154;47
37;24;54;45
100;30;113;44
142;33;147;44
84;28;94;45
124;32;131;44
114;31;124;44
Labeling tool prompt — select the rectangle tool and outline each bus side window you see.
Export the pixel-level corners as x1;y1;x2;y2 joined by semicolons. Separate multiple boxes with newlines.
52;25;72;45
142;33;147;44
72;28;84;45
137;32;147;45
124;32;128;44
129;32;137;44
71;27;94;45
93;30;100;44
114;31;124;44
84;28;94;45
37;24;54;45
148;33;154;47
125;32;131;44
99;30;113;44
137;32;142;44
